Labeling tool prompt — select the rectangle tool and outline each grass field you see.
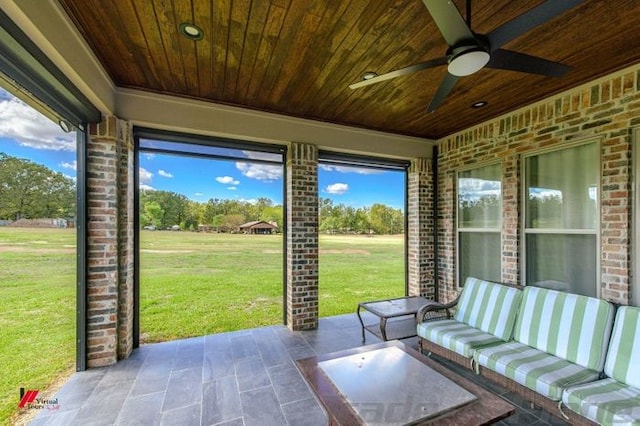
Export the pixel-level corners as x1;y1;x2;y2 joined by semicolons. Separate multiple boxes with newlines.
0;228;404;423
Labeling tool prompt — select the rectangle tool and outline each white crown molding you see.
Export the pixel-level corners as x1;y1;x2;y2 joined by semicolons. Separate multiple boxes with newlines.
116;88;435;159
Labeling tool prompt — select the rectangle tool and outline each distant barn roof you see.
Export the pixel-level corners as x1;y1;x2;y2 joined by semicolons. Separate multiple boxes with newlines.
239;220;278;229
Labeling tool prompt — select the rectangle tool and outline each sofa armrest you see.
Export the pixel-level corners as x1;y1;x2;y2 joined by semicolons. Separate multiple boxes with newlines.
416;297;458;324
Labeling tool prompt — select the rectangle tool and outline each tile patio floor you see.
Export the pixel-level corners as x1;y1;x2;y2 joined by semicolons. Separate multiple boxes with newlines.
30;313;569;425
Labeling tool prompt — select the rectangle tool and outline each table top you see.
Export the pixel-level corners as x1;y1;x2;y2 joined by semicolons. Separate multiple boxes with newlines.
359;296;435;318
296;341;515;426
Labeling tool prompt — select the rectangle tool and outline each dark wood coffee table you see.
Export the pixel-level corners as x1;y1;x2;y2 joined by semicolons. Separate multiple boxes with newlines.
296;341;514;425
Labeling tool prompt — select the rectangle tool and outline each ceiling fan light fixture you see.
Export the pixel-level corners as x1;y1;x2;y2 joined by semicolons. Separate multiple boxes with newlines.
361;71;378;81
179;23;204;40
447;49;490;77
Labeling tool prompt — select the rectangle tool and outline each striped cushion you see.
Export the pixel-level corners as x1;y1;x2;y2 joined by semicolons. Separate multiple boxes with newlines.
417;319;504;358
513;286;615;371
475;341;601;400
454;277;522;341
563;378;640;425
605;306;640;388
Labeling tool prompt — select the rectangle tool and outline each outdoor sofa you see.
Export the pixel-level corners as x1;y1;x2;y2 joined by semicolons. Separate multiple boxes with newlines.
416;277;640;425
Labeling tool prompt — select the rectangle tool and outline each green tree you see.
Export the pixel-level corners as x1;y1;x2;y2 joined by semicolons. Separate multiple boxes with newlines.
143;201;164;228
0;153;75;220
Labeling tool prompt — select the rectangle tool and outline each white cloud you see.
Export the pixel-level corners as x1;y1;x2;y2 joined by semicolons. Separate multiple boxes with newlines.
0;89;75;151
143;153;156;160
140;184;155;191
319;164;384;175
194;192;204;197
139;167;153;184
324;183;349;195
158;169;173;178
216;176;240;185
60;160;77;171
228;186;237;190
236;162;282;181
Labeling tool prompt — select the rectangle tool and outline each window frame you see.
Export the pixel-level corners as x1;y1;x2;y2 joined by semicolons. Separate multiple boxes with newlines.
456;160;503;287
521;138;601;296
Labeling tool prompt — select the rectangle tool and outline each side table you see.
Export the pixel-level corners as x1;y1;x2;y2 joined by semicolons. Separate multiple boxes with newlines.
357;296;435;343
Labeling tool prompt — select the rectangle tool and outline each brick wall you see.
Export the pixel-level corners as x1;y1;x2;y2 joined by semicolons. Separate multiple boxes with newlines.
407;158;435;299
86;116;134;367
437;64;640;305
286;142;319;330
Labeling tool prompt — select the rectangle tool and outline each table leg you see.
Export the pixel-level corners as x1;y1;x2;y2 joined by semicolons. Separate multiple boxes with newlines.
356;305;366;343
380;317;388;341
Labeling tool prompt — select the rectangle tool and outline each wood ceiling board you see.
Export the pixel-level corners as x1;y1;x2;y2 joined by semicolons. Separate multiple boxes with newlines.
56;0;640;139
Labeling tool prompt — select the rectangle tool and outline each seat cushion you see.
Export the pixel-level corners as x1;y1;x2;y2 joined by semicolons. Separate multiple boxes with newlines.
563;378;640;425
513;286;615;371
605;306;640;388
417;319;504;358
454;277;522;341
475;341;601;401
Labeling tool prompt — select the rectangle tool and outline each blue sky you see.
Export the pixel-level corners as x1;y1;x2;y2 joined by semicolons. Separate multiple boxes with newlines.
0;88;405;210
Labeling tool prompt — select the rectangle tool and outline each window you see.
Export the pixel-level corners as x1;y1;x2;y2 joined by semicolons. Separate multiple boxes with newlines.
457;163;502;284
523;141;599;297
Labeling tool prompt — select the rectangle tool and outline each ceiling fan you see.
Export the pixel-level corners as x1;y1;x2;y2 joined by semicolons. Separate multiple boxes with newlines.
350;0;583;112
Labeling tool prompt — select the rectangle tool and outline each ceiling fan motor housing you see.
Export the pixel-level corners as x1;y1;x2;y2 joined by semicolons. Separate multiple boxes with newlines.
446;41;490;76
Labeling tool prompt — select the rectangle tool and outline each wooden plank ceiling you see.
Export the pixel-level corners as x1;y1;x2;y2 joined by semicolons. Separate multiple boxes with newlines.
58;0;640;139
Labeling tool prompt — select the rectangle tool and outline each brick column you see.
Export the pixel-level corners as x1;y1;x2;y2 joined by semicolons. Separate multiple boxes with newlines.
407;158;435;298
86;116;134;367
116;122;134;359
286;142;318;330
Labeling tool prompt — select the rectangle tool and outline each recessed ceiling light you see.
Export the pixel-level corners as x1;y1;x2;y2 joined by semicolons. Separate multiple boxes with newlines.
472;101;488;108
361;71;378;81
179;23;204;41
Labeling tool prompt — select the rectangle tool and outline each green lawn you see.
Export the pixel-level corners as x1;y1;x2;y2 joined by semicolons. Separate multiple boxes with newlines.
139;231;404;342
0;228;404;423
0;228;76;425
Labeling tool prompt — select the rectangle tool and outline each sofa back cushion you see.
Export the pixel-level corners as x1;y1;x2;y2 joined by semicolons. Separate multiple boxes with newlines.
453;277;522;341
604;306;640;387
514;286;615;371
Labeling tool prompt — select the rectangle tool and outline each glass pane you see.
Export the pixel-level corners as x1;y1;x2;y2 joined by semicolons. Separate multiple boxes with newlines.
458;163;501;228
525;143;598;229
526;233;597;297
459;232;501;284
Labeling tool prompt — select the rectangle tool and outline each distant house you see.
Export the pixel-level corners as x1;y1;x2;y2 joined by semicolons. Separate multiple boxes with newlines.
238;220;278;235
8;218;69;228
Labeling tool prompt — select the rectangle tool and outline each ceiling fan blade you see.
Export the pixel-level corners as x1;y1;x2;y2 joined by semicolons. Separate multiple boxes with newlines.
486;49;571;77
487;0;583;51
427;72;459;112
349;57;447;89
422;0;475;47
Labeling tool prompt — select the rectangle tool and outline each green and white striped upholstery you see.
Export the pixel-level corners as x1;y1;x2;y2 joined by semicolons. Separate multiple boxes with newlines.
563;379;640;425
475;341;602;400
562;306;640;425
417;319;504;357
453;277;522;341
513;286;615;371
604;306;640;388
474;287;615;401
417;277;522;359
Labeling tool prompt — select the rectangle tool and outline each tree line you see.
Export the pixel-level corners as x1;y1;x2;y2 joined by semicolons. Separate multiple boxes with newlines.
0;153;75;221
0;153;404;234
141;190;404;234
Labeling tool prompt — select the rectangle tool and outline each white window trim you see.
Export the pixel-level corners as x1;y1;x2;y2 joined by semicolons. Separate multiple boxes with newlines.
521;138;601;296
